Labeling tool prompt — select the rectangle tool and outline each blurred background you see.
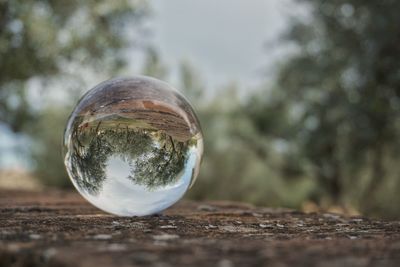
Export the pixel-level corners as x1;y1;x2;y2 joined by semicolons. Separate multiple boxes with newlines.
1;0;400;219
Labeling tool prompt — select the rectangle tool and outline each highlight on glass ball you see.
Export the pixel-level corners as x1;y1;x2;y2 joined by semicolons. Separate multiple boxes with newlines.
63;76;203;216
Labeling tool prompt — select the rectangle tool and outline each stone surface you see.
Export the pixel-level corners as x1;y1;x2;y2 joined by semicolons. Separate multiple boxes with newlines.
0;190;399;267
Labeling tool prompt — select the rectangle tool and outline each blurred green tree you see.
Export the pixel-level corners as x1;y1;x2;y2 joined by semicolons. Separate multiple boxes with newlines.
177;62;313;208
29;106;72;187
0;0;149;131
179;61;203;103
141;47;168;79
0;0;150;186
248;0;400;217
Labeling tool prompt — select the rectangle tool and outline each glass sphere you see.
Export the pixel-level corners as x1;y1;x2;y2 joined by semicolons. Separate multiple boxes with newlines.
63;76;203;216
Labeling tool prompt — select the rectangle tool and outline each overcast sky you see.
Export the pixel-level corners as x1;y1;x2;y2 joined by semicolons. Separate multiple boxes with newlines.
147;0;297;90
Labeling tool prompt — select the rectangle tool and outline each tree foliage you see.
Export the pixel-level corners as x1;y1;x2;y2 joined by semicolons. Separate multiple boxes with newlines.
0;0;149;132
66;122;189;194
0;0;150;186
247;0;400;216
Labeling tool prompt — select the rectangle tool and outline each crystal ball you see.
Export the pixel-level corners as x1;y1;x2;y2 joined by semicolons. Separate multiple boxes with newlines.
63;76;203;216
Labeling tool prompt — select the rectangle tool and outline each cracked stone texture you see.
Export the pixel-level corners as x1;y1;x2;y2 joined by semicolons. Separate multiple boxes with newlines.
0;190;400;267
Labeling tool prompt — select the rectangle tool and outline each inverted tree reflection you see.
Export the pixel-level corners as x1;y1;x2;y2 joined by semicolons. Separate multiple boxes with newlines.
67;117;190;195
